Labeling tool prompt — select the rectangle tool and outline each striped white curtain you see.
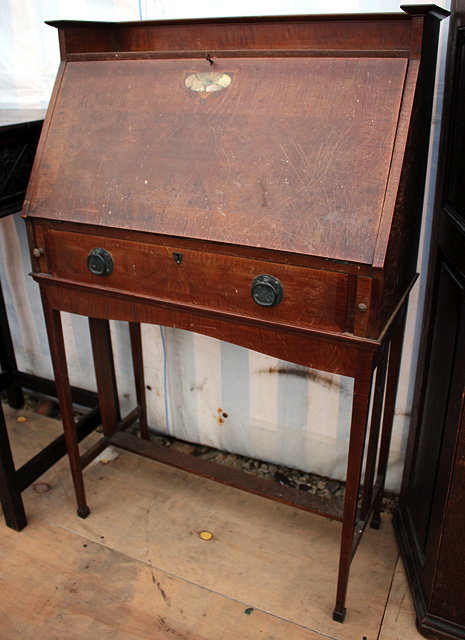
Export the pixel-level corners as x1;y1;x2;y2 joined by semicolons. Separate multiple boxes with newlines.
0;0;449;490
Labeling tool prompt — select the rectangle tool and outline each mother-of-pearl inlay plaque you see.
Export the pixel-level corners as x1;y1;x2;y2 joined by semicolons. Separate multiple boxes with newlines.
185;71;232;93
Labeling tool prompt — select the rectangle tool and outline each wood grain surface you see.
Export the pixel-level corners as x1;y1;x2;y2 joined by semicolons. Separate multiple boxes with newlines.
28;57;406;264
0;404;424;640
44;228;349;333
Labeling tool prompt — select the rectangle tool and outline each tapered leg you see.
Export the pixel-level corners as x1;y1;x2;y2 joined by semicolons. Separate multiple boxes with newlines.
371;312;407;529
88;318;120;436
0;404;27;530
333;358;374;622
129;323;149;440
360;346;389;521
42;297;89;518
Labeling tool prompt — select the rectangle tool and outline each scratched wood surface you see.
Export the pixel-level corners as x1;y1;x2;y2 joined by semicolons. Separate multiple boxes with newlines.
44;228;349;333
28;56;406;264
1;405;423;639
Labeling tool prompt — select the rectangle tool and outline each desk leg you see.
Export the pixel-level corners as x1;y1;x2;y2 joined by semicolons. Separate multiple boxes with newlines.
333;360;374;622
0;279;24;408
129;323;149;440
0;404;27;530
42;302;89;518
360;345;389;521
371;313;407;529
89;318;120;436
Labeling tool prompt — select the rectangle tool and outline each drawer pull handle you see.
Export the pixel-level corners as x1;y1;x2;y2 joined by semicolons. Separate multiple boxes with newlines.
87;247;114;276
251;275;283;307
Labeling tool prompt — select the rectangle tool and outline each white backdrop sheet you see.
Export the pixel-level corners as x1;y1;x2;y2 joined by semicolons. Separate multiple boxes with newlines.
0;0;450;490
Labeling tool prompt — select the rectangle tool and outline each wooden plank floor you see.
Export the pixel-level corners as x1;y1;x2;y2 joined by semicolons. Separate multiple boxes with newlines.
0;404;422;640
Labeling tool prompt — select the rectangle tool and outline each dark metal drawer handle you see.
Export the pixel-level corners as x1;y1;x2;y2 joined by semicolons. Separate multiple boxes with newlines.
251;274;283;307
87;247;114;276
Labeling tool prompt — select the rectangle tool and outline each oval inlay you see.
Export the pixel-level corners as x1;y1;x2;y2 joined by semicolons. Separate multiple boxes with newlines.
185;72;232;93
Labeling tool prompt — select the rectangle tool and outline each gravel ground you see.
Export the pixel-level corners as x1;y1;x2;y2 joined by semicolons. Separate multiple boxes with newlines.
13;392;399;515
148;432;399;515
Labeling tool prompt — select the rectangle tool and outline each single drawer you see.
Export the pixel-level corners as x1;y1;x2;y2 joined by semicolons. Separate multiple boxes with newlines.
44;229;348;332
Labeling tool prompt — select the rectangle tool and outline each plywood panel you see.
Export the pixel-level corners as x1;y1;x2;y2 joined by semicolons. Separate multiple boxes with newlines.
1;406;423;639
0;520;326;640
6;407;399;640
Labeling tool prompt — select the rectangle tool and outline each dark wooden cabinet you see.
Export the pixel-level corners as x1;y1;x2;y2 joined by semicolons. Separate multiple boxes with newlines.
23;8;446;621
0;110;44;531
0;111;44;409
394;2;465;638
0;110;43;220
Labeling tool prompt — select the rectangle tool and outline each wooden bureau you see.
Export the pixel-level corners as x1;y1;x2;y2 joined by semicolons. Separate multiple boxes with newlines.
23;7;447;621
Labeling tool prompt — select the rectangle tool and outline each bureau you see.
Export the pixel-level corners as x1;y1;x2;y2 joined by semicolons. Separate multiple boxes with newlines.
23;6;447;621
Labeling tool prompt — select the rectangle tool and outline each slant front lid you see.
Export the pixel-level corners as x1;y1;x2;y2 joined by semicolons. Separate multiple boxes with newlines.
28;55;407;263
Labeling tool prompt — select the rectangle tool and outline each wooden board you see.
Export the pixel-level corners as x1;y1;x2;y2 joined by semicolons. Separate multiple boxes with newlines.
0;519;327;640
378;560;420;640
0;406;397;637
1;405;423;639
28;56;407;263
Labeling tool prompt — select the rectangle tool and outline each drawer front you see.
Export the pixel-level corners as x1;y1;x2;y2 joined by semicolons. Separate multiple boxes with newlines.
44;230;348;332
